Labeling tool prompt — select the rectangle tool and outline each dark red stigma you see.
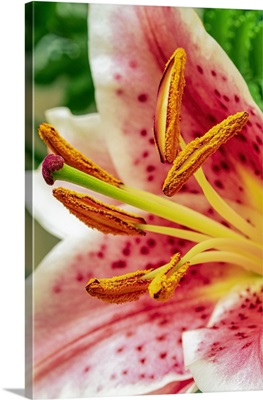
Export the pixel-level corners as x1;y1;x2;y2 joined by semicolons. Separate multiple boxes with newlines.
42;154;64;185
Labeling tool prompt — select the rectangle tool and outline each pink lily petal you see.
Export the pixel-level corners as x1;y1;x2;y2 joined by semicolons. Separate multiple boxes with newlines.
183;282;263;391
45;107;120;177
27;211;253;397
147;378;195;394
89;5;262;204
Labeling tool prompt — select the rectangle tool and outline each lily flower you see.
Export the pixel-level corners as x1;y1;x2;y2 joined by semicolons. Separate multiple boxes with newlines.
27;4;263;398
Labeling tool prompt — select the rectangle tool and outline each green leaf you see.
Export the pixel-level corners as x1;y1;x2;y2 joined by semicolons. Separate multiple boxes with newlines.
203;9;263;110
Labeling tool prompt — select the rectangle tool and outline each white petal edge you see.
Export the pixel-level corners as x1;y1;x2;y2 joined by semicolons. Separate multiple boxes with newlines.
45;107;119;176
182;282;263;392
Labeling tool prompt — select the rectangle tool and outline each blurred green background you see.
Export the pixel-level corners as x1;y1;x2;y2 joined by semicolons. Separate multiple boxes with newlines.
25;2;263;276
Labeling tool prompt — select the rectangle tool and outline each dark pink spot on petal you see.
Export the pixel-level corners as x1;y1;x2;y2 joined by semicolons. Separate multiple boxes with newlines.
195;305;206;313
219;101;228;111
138;93;148;102
140;246;149;255
122;247;131;256
207;114;217;124
53;285;61;294
214;180;224;189
147;238;156;247
114;73;122;81
140;129;147;136
146;165;156;172
256;135;262;145
197;65;203;74
239;153;247;163
76;272;84;282
142;151;149;158
116;347;124;353
111;260;127;269
241;342;252;350
129;60;137;68
253;143;260;153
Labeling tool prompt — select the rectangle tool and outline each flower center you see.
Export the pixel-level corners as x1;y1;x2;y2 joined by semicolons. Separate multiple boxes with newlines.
39;47;262;303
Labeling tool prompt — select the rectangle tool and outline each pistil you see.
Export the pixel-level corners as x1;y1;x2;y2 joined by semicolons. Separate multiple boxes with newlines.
42;154;246;241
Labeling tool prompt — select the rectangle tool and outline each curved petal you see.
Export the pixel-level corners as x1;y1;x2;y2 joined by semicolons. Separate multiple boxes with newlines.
31;167;124;239
89;5;262;204
30;169;89;239
27;213;253;398
45;107;120;177
183;281;263;391
147;378;195;394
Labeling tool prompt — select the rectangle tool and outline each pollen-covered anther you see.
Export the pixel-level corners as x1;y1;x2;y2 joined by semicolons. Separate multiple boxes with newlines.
86;269;153;304
148;253;190;301
53;187;146;236
163;111;249;196
38;123;122;187
153;47;186;163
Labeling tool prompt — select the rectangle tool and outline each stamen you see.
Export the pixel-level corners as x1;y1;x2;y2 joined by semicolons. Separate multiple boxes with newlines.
53;187;146;236
189;251;261;275
85;269;153;303
163;111;249;196
175;238;262;275
85;253;190;303
39;123;122;187
193;167;260;242
177;238;262;271
153;48;186;163
176;134;260;242
148;253;190;301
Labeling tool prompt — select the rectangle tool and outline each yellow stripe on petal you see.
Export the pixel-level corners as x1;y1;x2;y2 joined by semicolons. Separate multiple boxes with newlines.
53;187;146;236
236;165;263;214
